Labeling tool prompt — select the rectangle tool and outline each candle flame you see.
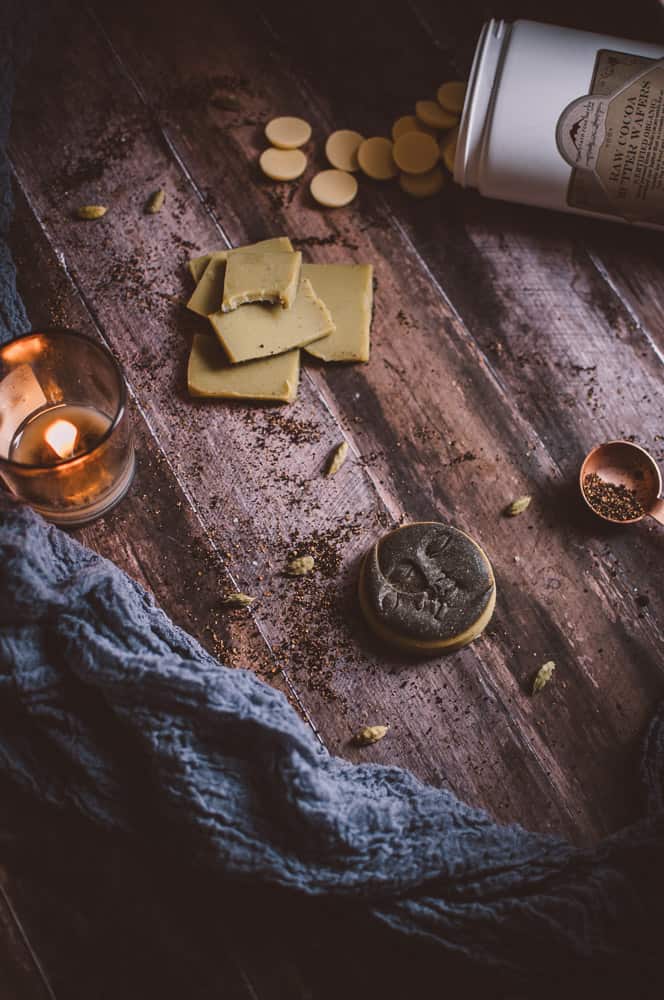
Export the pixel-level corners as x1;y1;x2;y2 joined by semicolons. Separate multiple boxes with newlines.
44;418;79;460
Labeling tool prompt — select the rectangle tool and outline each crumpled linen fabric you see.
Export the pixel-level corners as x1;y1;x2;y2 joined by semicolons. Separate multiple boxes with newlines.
1;2;663;992
0;498;663;988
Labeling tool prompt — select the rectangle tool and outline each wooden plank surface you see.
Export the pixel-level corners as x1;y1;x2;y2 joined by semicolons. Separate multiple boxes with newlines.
68;0;664;839
0;871;53;1000
3;0;664;995
4;179;296;1000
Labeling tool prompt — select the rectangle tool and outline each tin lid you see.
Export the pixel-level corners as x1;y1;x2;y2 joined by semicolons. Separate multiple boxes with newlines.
455;19;510;187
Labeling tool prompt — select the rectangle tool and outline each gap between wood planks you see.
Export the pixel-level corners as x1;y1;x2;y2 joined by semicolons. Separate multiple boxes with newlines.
10;0;660;844
8;164;324;748
407;0;664;376
586;250;664;369
0;875;57;1000
37;0;648;832
86;0;579;531
78;3;593;829
85;3;404;525
239;2;664;663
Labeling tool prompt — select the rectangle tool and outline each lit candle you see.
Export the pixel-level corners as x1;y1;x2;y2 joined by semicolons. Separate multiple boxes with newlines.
10;404;110;467
0;330;135;526
45;419;79;460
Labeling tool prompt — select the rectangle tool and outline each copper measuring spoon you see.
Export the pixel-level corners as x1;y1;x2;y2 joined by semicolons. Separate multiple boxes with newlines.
580;440;664;525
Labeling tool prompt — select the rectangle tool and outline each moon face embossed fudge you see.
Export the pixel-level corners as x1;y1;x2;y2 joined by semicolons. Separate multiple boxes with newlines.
359;522;496;653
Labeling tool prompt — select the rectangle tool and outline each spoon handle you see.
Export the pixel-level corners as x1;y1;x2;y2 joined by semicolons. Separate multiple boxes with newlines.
650;498;664;524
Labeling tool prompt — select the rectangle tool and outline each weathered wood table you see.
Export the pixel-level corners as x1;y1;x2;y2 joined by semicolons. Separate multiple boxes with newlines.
3;1;664;996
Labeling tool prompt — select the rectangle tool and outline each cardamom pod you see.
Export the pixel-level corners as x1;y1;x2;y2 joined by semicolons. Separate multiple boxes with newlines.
532;661;555;694
287;555;315;576
145;189;165;214
77;205;108;220
353;725;389;747
504;495;532;517
326;440;349;476
221;592;255;607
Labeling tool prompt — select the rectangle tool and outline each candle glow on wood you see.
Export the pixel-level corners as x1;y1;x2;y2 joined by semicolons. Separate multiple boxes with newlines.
1;330;135;525
44;418;79;460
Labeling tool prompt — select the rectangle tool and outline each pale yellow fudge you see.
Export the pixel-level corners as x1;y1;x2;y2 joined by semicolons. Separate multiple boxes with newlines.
210;277;334;363
259;148;307;181
187;258;228;317
189;252;217;284
357;137;397;180
303;263;373;362
187;237;294;311
221;251;302;312
264;116;311;149
440;126;459;174
415;100;458;130
188;334;300;404
189;253;214;284
310;170;358;208
399;167;445;198
437;81;466;114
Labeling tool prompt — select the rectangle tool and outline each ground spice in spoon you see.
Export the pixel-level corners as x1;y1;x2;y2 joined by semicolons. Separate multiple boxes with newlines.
583;472;645;521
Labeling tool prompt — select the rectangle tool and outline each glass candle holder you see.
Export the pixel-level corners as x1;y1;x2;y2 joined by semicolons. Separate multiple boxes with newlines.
0;329;135;526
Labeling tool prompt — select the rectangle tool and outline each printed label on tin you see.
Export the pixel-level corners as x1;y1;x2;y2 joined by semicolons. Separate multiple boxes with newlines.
557;49;664;224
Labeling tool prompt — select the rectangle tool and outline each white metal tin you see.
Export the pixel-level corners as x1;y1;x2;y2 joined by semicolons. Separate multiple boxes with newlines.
455;19;664;226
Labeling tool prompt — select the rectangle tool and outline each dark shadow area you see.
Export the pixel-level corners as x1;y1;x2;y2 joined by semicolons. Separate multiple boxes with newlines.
2;776;662;1000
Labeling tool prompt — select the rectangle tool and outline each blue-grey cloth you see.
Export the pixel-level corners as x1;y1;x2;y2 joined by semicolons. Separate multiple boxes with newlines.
0;498;663;990
1;7;663;993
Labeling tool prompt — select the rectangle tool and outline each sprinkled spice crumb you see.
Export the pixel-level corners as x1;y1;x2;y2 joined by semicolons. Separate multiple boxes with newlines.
583;473;644;521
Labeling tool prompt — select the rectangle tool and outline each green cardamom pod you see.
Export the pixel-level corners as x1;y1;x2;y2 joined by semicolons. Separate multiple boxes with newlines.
326;441;349;476
504;495;532;517
76;205;108;220
145;189;165;214
287;555;315;576
221;592;255;607
532;661;555;694
353;725;389;746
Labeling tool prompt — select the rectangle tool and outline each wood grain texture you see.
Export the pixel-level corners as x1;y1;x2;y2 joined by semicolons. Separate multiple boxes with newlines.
4;180;311;1000
9;0;580;840
10;180;289;692
3;0;664;995
0;871;53;1000
73;0;664;840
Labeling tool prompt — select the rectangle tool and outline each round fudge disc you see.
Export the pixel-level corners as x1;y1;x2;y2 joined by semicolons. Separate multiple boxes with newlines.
359;522;496;654
399;166;445;198
393;131;439;175
264;116;312;149
436;81;466;114
440;126;459;174
310;169;358;208
259;147;307;181
415;100;459;130
436;80;466;115
392;115;437;141
325;130;364;171
357;136;398;180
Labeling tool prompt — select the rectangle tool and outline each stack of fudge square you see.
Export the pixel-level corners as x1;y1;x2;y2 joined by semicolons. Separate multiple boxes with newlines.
186;237;373;404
